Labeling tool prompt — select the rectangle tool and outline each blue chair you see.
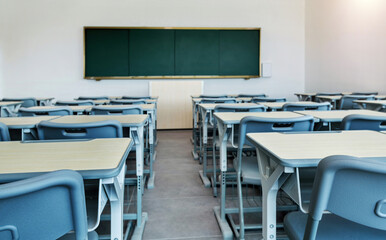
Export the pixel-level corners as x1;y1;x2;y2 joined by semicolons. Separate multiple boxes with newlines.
211;105;267;196
283;102;331;111
0;170;97;240
77;96;109;100
122;96;151;100
2;98;37;107
341;114;386;131
338;95;375;109
252;97;287;103
56;100;94;106
110;99;146;105
0;122;10;141
236;115;314;239
237;94;267;98
351;92;378;95
200;98;236;103
315;92;343;96
37;120;123;140
18;107;73;116
199;94;228;98
284;155;386;240
91;106;143;115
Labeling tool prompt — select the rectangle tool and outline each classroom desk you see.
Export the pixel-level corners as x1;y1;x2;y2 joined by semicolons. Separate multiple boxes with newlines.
191;98;242;160
47;114;155;189
246;130;386;240
354;100;386;111
212;111;305;239
0;101;22;117
0;116;60;140
27;105;92;115
294;93;316;101
261;101;319;111
88;104;157;163
197;103;258;187
93;99;110;105
0;138;146;240
36;97;54;106
295;109;386;130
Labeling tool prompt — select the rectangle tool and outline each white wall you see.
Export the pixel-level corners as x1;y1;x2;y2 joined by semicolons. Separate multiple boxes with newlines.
0;0;305;101
305;0;386;93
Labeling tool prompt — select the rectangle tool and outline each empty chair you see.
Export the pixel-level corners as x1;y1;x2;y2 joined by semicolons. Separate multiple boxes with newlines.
210;104;267;196
200;98;236;103
315;92;343;96
37;120;123;140
122;96;151;100
284;155;386;240
91;106;143;115
56;100;94;106
0;170;97;240
252;97;286;103
236;115;314;239
18;107;73;116
283;102;331;111
110;99;146;105
341;114;386;131
237;94;267;98
338;95;375;110
0;122;10;141
2;98;37;107
199;94;228;98
77;96;109;100
351;92;378;95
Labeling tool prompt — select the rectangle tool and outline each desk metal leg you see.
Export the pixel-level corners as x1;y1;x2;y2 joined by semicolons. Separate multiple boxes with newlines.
102;163;126;240
199;110;211;187
257;149;287;240
192;103;199;160
147;117;155;189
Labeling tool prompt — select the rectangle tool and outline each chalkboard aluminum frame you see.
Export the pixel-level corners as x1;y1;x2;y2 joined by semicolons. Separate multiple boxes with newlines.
83;26;261;80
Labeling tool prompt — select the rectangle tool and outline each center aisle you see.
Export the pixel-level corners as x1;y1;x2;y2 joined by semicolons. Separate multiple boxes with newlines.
142;130;222;240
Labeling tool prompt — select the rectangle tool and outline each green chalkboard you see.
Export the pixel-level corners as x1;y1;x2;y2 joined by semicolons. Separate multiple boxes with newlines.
129;29;175;76
220;30;260;75
84;27;260;79
85;29;129;77
175;30;219;75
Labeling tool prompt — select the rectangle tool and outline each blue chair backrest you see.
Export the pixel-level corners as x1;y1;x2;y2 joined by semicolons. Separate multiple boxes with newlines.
56;100;94;106
201;98;236;104
252;97;287;103
315;92;343;96
338;95;375;109
0;170;88;240
237;94;267;98
341;114;386;131
199;94;228;98
77;96;109;100
282;102;331;111
0;122;10;141
303;155;386;239
18;107;73;116
238;115;314;148
122;96;151;100
110;99;146;105
91;106;143;115
351;92;378;95
214;105;266;113
2;98;37;107
37;120;123;140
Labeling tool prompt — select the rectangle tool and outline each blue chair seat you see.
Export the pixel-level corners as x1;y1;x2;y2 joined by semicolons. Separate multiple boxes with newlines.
58;231;98;240
233;156;261;185
284;211;386;240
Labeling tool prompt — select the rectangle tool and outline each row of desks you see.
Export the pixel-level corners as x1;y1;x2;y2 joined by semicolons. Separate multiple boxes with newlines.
0;113;154;240
191;97;386;240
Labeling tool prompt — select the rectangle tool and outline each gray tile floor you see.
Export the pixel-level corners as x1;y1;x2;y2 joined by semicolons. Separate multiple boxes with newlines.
142;130;222;240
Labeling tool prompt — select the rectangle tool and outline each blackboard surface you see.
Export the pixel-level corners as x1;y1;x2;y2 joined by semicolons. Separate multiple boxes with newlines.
84;27;260;79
